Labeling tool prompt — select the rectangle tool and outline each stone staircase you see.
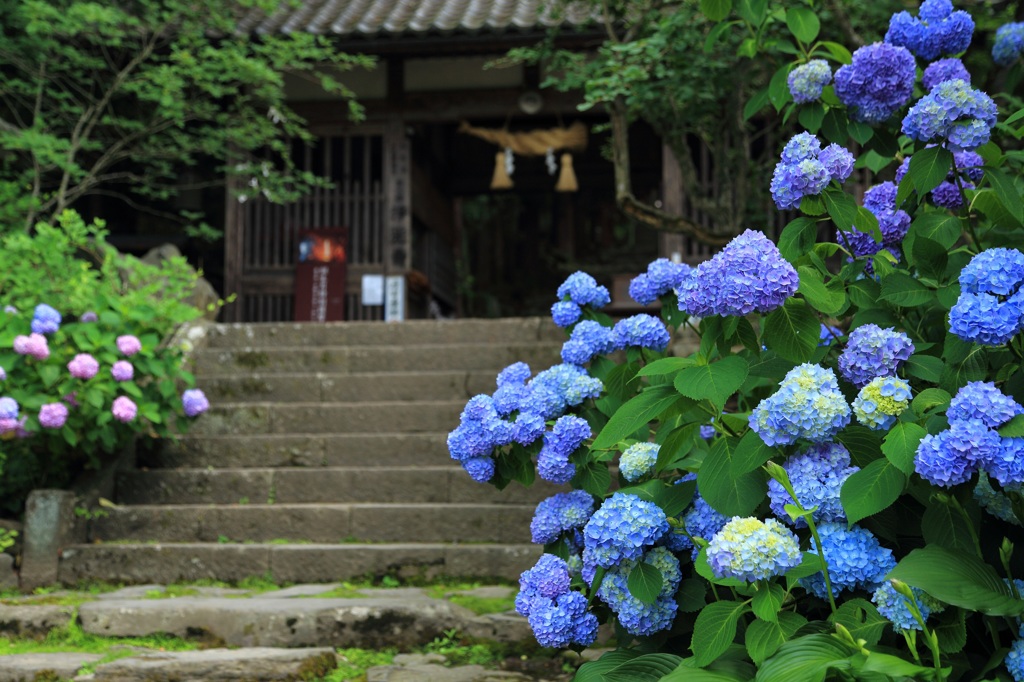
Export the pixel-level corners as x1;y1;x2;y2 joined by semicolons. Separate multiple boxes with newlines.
58;318;566;586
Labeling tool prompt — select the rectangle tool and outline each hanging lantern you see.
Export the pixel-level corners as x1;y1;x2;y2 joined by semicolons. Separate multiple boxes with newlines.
490;150;513;190
555;153;578;192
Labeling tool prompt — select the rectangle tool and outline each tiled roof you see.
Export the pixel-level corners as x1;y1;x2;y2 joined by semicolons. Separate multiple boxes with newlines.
238;0;595;37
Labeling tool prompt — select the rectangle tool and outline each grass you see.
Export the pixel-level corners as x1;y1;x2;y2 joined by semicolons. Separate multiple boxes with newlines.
0;620;197;657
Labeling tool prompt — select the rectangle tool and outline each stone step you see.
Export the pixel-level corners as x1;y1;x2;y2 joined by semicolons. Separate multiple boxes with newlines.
89;503;535;544
202;370;499;404
58;542;541;584
115;467;564;506
201;317;564;349
188;401;465;436
142;432;452;469
189;342;563;376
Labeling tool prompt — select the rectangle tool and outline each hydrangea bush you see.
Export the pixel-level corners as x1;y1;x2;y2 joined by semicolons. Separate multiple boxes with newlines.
450;2;1024;679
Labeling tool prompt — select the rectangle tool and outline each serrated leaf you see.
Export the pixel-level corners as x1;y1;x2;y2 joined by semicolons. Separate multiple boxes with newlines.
840;458;905;525
691;600;747;667
822;188;857;231
880;422;925;476
744;87;771;121
785;7;819;43
572;461;611;497
798;103;825;133
699;437;767;517
675;356;749;408
638;357;696;377
627;562;663;605
732;428;777;474
797;266;845;314
769;64;792;112
762;299;819;363
591;385;681;450
911;236;948;281
848;121;874;145
821;108;848;145
819;41;852;64
676;579;707;612
907;146;953;195
907;213;963;250
879;272;934;308
912;387;951;417
888;545;1024;616
745;612;807;665
904;354;944;383
751;583;785;622
778;217;819;262
984;166;1024;223
998;413;1024;437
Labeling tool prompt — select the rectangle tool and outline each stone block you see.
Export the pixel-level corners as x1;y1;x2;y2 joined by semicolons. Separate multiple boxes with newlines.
20;489;76;591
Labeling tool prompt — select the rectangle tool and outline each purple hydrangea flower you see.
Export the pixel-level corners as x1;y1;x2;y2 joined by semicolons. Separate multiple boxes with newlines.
530;490;595;544
182;389;210;417
79;311;98;323
993;22;1024;66
835;43;916;124
788;60;832;103
838;324;914;388
116;335;142;356
583;492;668;569
629;259;691;305
551;300;581;328
516;553;572;616
903;79;998;151
923;58;970;91
707;517;802;583
3;305;16;314
819;144;855;183
750;364;851;446
862;182;911;246
800;523;895;599
111;361;134;382
38;402;69;429
677;230;799;317
556;272;610;308
0;366;5;381
768;443;858;527
14;333;49;360
112;396;137;423
67;354;99;380
955;150;985;183
538;415;591;484
612;314;670;351
31;304;61;334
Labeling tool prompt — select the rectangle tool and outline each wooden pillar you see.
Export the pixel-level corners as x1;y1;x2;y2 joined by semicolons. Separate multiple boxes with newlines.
660;142;686;261
223;172;244;322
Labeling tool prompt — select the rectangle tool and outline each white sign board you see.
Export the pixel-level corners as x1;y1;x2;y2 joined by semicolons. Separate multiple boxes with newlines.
384;275;405;322
361;274;385;306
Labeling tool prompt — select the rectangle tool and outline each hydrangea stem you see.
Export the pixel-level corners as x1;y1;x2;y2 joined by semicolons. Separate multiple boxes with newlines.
948;495;983;558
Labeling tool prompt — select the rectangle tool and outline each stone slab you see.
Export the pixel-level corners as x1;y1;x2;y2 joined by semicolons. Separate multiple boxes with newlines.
0;652;102;681
20;489;76;591
266;401;464;435
58;544;272;585
367;662;533;682
349;504;533;543
205;371;497;404
0;603;76;639
89;647;337;682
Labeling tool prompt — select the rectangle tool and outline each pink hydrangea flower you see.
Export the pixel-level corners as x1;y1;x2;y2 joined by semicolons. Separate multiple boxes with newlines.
116;335;142;356
39;403;69;429
112;396;137;423
68;353;100;380
14;333;50;360
181;389;210;417
111;361;134;382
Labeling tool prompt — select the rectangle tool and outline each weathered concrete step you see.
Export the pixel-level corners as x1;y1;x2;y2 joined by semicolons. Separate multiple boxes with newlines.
142;432;452;469
190;342;563;376
188;401;465;436
58;543;541;584
88;648;338;682
201;317;564;349
116;466;565;505
202;370;499;404
90;503;535;543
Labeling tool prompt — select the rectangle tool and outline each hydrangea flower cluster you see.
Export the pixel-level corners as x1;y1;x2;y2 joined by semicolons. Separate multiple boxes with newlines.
916;381;1024;487
538;415;591;484
853;376;912;431
706;517;802;583
583;492;668;569
667;491;728;558
31;304;61;335
447;395;510;483
628;258;691;306
994;22;1024;66
1007;637;1024;682
801;523;895;599
974;473;1021;525
819;324;842;347
619;442;659;482
862;182;911;246
834;42;916;124
521;364;604;420
111;361;134;382
530;490;595;545
768;443;859;527
68;353;99;380
14;333;49;360
885;0;974;61
593;548;680;636
676;230;799;317
838;324;914;388
872;581;931;633
787;60;832;103
556;272;611;309
116;335;142;356
181;389;210;418
38;402;69;429
560;320;615;366
551;301;581;328
515;554;599;648
749;364;851;446
612;314;670;352
111;395;137;423
770;133;854;209
922;58;970;91
949;248;1024;346
902;79;998;151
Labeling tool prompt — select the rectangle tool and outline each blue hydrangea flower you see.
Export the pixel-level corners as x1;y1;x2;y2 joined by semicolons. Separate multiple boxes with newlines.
583;492;669;569
749;364;851;446
1008;637;1024;682
853;376;912;431
819;144;856;183
835;43;916;124
961;248;1024;296
0;397;19;420
949;381;1023;428
527;591;599;648
612;314;670;351
512;411;546;446
677;230;799;317
707;517;802;583
872;581;931;633
923;58;971;91
862;182;911;246
619;442;659;482
700;422;717;439
788;60;832;103
930;181;967;209
950;248;1024;346
801;523;895;599
593;556;679;636
838;324;914;388
557;272;610;308
516;553;572;616
955;150;985;182
530;490;596;544
915;430;973;487
561;320;615;365
781;132;822;164
974;472;1022;525
497;362;531;387
668;490;729;558
629;259;691;305
988;436;1024;487
903;79;998;151
448;394;518;480
838;228;884;273
994;22;1024;66
819;323;842;347
551;301;582;327
463;457;496;483
885;0;974;61
538;415;591;484
31;304;61;335
768;443;858;527
521;364;603;419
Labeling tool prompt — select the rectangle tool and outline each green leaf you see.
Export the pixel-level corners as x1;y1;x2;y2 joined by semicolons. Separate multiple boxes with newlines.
756;634;857;682
848;121;874;145
704;20;738;53
819;41;852;64
761;299;819;363
906;146;954;195
660;664;746;682
675;356;749;408
880;422;925;476
700;0;733;21
602;653;683;682
572;461;611;498
691;600;747;667
830;598;886;647
699;437;767;516
37;364;60;389
591;385;681;450
656;423;701;472
745;612;807;665
822;188;857;231
778;217;819;262
797;266;845;314
840;458;905;525
837;425;883;467
785;7;819;43
904;354;945;383
574;651;640;682
732;428;776;475
879;272;934;308
676;579;707;612
921;498;977;554
821;108;848;145
751;583;785;622
911;236;948;281
912;387;951;417
973;188;1024;230
768;64;792;112
887;545;1024;616
743;87;771;121
797;103;825;134
984;166;1024;223
998;413;1024;437
627;562;663;605
638;357;696;377
735;0;767;26
932;608;967;654
907;213;963;250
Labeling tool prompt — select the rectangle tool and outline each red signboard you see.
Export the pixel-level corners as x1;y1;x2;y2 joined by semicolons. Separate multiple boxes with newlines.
294;228;347;322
